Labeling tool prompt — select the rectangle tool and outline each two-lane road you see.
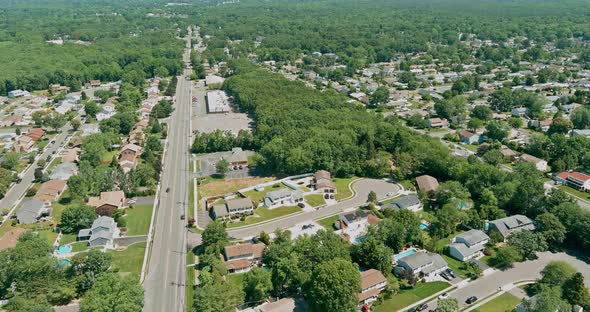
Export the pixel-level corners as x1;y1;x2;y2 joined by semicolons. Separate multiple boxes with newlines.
143;32;192;312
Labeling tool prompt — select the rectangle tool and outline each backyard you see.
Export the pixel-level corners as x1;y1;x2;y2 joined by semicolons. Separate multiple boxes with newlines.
241;183;283;204
373;282;450;312
473;292;521;312
108;242;146;277
304;194;326;207
226;206;301;228
124;203;153;236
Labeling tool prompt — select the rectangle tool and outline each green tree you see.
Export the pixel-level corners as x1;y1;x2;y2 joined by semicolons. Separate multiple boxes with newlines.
367;191;377;203
547;115;573;135
430;205;462;239
536;213;566;249
243;268;273;303
437;298;459;312
539;261;576;287
370;86;389;107
2;152;20;170
508;231;548;260
467;118;483;131
60;205;97;233
351;236;392;274
84;101;99;118
80;274;143;312
563;273;589;306
485;120;510;141
71;118;81;131
271;254;306;296
215;159;229;177
521;287;571;312
194;279;243;312
306;259;360;312
492;246;522;269
471;105;493;121
201;221;228;254
571;107;590;129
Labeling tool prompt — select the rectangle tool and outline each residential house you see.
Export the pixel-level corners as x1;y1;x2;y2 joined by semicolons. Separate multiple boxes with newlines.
264;188;304;209
529;119;552;132
554;171;590;190
382;195;422;212
49;84;69;94
416;175;439;196
1;115;23;127
500;147;518;162
459;130;481;144
87;80;101;88
258;298;304;312
311;170;336;194
81;124;100;137
394;251;449;282
519;153;548;171
8;90;29;98
118;143;142;173
225;147;249;168
334;210;380;244
488;215;536;240
211;197;254;220
35;179;67;203
77;216;119;248
88;191;126;215
49;162;78;181
16;199;51;224
572;129;590;139
223;243;266;274
428;118;449;128
25;128;45;141
349;92;369;104
448;229;490;262
61;148;80;163
96;102;116;121
358;269;387;305
12;135;34;153
511;107;528;117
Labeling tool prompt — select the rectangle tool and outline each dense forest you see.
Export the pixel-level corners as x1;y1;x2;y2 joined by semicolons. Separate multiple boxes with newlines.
0;0;186;94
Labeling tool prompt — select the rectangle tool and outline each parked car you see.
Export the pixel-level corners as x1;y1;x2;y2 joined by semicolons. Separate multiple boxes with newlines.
416;303;428;311
180;214;186;220
438;292;449;300
446;269;456;278
297;202;305;208
440;272;452;281
466;296;477;304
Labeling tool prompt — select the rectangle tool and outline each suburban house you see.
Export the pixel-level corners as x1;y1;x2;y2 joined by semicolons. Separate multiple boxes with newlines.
415;175;439;196
225;147;249;168
49;162;78;181
554;171;590;190
511;107;528;117
334;210;380;244
211;197;254;220
382;195;422;211
358;269;388;305
500;147;518;162
12;135;34;153
8;90;29;98
87;80;101;88
488;215;536;240
34;179;67;203
25;128;45;141
428;117;449;128
459;129;481;144
96;102;116;121
1;115;23;127
448;229;490;262
50;84;69;94
77;216;120;248
264;188;304;209
223;243;266;274
81;124;100;137
311;170;336;194
88;191;126;215
118;143;142;173
572;129;590;139
394;251;449;282
16;199;51;224
61;148;80;163
519;153;548;172
257;298;307;312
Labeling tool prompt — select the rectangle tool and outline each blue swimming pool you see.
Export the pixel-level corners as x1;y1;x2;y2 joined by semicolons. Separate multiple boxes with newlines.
57;245;72;254
394;248;417;261
420;223;429;230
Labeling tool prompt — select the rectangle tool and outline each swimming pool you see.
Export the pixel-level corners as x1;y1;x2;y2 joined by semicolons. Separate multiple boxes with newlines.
394;248;417;261
420;223;429;230
57;245;72;254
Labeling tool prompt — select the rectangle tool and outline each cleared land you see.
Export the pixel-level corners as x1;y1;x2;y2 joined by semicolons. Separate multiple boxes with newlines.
125;203;153;236
226;206;301;228
373;282;450;312
200;176;275;198
304;194;326;207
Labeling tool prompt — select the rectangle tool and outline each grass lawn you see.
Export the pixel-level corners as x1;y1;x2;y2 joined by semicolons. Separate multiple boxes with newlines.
108;242;146;277
305;194;326;207
316;215;339;230
125;204;153;236
228;273;245;290
333;177;356;201
373;282;450;312
189;177;195;217
242;183;282;204
399;179;416;191
36;228;58;246
186;253;195;312
36;140;49;151
71;241;88;252
557;185;590;201
464;144;479;152
473;292;521;312
60;233;77;245
200;176;276;198
441;254;469;279
227;206;301;228
100;150;118;165
46;157;62;171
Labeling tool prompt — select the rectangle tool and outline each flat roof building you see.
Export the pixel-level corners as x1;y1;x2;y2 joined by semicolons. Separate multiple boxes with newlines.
206;90;231;113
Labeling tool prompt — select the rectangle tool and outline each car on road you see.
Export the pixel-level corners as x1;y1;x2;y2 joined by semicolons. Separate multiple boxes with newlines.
180;214;185;220
438;292;449;300
466;296;477;304
166;187;170;193
386;192;394;196
416;303;428;311
440;272;452;281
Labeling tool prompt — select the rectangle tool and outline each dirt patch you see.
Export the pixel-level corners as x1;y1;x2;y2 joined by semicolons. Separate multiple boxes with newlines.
200;177;275;198
0;227;26;251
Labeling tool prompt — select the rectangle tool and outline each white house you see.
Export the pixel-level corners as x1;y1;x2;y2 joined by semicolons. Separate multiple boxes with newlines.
448;229;490;262
394;251;449;282
555;171;590;190
77;216;120;248
358;269;387;305
520;153;548;171
263;188;303;209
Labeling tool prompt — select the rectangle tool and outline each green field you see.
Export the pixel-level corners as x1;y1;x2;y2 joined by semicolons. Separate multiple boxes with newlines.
108;242;146;277
333;177;356;201
473;292;521;312
125;204;153;236
227;206;301;228
228;273;245;290
373;282;450;312
70;241;89;252
316;215;339;229
242;184;282;204
60;233;77;245
441;254;469;279
305;194;326;207
557;185;590;201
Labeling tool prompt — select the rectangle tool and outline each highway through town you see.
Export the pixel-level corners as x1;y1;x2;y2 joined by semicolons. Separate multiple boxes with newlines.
143;30;192;312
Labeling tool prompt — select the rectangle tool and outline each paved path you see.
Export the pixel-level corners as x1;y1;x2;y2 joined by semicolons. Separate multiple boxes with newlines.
226;179;401;239
143;30;192;312
419;251;590;311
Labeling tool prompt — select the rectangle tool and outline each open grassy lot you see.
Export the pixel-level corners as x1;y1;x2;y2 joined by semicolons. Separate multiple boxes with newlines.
125;204;153;236
473;292;521;312
228;273;245;290
60;233;77;245
373;282;450;312
200;176;275;198
333;177;357;201
227;206;301;228
557;185;590;201
316;215;339;230
242;183;283;204
108;242;146;277
305;194;326;207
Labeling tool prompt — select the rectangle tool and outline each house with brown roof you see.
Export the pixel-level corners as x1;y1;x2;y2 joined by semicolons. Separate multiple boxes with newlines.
118;144;142;173
458;129;481;144
500;147;517;162
34;179;67;203
312;170;336;194
88;191;126;216
25;128;45;141
415;175;439;196
334;210;380;244
223;242;266;274
61;148;80;163
1;115;23;127
12;135;34;153
428;118;449;128
358;269;387;305
519;153;548;172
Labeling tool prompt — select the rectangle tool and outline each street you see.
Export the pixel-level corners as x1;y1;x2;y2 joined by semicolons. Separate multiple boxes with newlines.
142;30;192;312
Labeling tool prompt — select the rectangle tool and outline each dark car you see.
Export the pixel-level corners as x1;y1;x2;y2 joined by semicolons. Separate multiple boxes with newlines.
440;272;452;281
166;187;170;193
416;303;428;311
446;268;456;278
466;296;478;304
180;214;186;220
297;202;305;208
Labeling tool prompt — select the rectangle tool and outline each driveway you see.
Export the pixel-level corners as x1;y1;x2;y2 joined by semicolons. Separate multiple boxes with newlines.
420;251;590;311
226;178;401;239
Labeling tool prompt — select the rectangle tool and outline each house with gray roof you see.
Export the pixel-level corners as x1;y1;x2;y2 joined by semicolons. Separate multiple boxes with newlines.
488;215;535;240
382;195;422;212
16;199;50;224
448;229;489;262
394;251;448;282
49;162;78;181
211;197;254;220
264;188;303;209
78;216;119;248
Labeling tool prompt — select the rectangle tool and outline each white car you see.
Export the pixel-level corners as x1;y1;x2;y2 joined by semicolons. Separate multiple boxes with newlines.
439;292;449;300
